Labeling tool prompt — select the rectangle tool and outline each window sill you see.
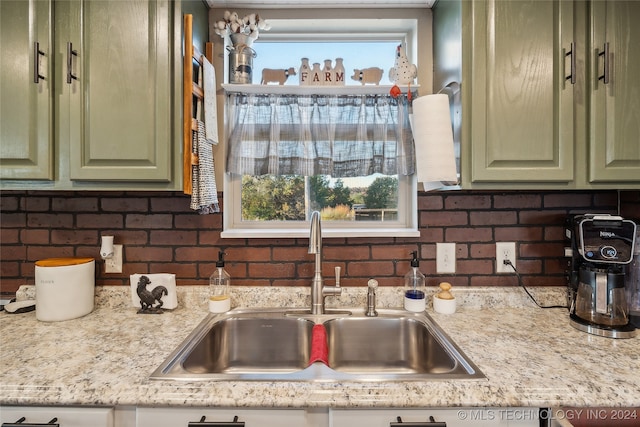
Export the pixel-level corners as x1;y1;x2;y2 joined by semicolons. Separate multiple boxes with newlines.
220;227;420;239
221;84;419;96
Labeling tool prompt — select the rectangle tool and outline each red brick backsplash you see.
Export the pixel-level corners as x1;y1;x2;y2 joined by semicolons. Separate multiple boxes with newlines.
1;190;638;294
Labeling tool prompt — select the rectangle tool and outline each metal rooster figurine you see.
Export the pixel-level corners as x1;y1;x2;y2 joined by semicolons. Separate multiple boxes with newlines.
136;275;168;314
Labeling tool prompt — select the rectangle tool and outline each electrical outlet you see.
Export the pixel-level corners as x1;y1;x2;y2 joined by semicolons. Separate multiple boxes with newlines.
496;242;516;273
436;242;456;274
105;244;123;273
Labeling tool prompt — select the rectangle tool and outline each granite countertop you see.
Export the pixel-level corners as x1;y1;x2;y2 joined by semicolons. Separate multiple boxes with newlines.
0;286;638;409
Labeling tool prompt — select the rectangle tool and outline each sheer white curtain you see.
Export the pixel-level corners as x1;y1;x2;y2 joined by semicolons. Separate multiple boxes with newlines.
226;93;416;177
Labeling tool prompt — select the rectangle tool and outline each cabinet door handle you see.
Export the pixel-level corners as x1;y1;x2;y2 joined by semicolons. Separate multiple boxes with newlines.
565;42;576;85
598;42;610;84
66;42;78;84
33;42;46;84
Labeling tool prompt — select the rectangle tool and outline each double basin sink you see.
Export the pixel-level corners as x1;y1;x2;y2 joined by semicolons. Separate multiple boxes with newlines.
151;308;484;382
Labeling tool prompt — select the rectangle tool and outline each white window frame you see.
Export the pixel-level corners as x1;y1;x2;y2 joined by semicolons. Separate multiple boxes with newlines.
222;173;418;238
221;17;422;239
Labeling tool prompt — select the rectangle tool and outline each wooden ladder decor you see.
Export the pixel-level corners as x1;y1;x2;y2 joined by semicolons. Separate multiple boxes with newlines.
183;14;214;195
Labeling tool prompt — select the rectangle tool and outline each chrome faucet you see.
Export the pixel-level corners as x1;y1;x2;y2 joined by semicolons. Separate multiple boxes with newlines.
308;211;341;314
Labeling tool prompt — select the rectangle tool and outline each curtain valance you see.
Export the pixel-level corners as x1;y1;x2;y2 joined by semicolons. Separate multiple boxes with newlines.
226;93;416;178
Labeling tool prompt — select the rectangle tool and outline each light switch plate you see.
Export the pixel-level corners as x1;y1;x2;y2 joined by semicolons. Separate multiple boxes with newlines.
436;243;456;274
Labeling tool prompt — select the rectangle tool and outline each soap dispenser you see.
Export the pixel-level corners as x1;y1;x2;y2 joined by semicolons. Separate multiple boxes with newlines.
404;251;426;312
209;251;231;313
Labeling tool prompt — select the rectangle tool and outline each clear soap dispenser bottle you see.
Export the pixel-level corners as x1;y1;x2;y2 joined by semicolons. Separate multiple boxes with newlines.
404;251;426;312
209;251;231;313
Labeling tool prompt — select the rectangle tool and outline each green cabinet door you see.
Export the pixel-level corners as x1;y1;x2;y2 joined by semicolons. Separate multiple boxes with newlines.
61;0;174;182
589;0;640;183
467;0;575;183
0;0;53;180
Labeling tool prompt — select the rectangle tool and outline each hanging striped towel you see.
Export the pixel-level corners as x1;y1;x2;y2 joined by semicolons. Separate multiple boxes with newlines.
190;119;220;214
190;56;220;214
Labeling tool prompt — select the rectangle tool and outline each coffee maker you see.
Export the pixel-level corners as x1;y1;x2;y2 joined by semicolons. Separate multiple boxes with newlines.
627;232;640;328
567;214;637;338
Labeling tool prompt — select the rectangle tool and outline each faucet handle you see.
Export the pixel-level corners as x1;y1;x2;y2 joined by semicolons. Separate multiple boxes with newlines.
335;266;341;288
366;278;378;317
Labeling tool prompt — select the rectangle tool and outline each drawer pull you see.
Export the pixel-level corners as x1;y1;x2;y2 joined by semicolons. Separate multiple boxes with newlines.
2;417;59;427
390;416;446;427
187;415;244;427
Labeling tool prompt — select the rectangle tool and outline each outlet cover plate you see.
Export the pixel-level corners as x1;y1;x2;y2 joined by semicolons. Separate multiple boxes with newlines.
105;244;123;273
496;242;516;273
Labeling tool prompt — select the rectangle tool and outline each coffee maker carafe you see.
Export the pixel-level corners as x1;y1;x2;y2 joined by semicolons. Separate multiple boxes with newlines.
627;231;640;328
567;214;637;338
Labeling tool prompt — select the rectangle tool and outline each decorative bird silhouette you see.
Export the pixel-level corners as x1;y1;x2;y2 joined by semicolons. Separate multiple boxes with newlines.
388;43;417;85
136;275;168;313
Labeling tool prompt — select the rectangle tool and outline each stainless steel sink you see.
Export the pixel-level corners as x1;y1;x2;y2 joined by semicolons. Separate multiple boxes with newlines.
182;315;314;374
151;308;484;382
324;316;469;376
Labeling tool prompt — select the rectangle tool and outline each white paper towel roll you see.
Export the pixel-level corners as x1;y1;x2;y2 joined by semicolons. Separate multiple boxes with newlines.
410;94;458;190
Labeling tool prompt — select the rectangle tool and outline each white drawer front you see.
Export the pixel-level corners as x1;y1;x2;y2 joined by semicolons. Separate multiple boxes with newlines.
330;408;541;427
136;407;325;427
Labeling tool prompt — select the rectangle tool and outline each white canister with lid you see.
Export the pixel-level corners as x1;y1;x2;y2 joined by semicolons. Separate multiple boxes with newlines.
35;257;95;322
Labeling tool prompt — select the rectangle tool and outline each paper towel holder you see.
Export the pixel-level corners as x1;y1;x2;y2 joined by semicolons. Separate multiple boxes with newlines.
437;81;460;95
411;88;460;191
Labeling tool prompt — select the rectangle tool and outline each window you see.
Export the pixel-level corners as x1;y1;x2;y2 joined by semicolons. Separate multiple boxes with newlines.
223;173;418;238
221;16;424;238
252;41;399;86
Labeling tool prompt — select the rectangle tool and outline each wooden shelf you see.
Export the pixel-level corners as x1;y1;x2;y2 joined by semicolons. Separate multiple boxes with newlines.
221;84;419;96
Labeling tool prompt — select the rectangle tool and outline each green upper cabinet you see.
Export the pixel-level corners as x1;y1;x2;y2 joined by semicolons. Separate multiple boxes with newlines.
60;0;174;182
0;0;54;180
466;0;575;184
588;0;640;183
435;0;640;189
1;0;184;190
